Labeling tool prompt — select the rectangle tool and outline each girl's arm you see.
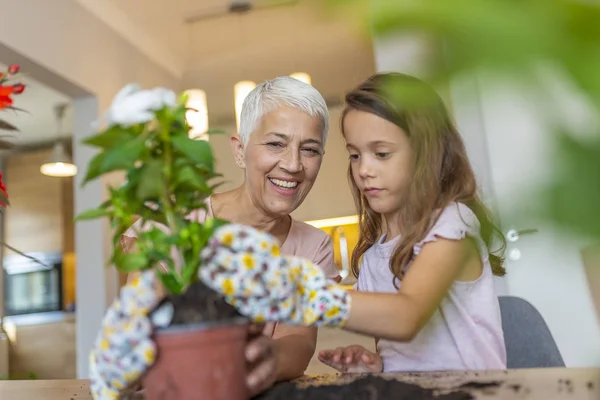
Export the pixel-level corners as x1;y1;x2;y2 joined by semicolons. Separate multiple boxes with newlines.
197;223;484;342
343;237;479;342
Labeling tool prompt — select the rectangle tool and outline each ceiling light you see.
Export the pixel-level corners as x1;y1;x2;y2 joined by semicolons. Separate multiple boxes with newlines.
41;103;77;177
40;141;78;177
185;89;209;141
290;72;311;85
234;80;256;132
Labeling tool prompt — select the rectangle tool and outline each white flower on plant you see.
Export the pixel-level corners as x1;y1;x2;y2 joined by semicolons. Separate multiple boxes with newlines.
103;83;177;127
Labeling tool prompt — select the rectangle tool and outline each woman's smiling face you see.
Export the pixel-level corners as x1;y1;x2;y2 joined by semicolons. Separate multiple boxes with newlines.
237;106;325;217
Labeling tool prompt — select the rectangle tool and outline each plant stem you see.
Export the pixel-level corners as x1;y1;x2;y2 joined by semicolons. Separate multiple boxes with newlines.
1;242;49;268
160;122;185;289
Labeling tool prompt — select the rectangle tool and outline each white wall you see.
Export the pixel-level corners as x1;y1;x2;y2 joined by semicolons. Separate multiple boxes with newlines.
471;74;600;367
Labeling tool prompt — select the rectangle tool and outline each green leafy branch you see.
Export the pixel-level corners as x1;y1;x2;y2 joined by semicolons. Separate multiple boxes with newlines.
76;95;227;295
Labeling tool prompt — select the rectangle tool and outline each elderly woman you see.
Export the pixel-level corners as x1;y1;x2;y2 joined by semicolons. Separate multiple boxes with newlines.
121;76;340;395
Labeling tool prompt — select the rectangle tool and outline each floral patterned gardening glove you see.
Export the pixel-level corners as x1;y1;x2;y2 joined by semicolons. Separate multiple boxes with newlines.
198;223;351;327
89;270;171;400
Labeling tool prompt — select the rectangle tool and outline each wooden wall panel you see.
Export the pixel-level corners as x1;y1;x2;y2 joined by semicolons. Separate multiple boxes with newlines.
1;149;76;379
3;149;63;255
8;320;76;379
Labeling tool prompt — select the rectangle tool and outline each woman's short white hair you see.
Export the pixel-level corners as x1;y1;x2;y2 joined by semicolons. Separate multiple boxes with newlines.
238;76;329;146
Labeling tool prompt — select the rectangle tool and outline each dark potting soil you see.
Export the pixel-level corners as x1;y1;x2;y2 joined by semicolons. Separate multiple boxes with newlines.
153;280;242;326
253;375;474;400
457;381;501;390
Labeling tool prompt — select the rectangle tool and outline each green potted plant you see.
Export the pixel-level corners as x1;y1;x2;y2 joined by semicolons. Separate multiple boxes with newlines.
77;84;249;400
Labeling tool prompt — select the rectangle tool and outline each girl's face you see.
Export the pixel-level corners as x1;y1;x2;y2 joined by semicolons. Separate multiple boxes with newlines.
343;109;414;223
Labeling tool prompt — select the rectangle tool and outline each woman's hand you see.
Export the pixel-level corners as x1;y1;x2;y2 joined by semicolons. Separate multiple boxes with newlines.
246;324;278;396
318;345;383;373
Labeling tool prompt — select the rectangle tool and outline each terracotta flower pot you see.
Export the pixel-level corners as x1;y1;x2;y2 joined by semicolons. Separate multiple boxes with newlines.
142;317;249;400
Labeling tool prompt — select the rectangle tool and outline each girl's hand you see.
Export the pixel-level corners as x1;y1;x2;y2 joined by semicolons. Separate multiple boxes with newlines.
318;345;383;373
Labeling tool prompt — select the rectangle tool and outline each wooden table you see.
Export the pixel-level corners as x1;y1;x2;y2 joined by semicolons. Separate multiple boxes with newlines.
1;368;598;399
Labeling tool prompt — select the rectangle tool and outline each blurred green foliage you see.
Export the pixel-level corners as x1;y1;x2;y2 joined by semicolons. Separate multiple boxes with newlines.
324;0;600;241
0;371;37;380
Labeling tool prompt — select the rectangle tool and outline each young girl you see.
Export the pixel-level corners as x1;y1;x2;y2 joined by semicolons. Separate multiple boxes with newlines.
197;72;507;374
317;72;507;372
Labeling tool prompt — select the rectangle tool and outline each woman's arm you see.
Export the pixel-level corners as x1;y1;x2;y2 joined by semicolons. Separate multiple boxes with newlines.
313;233;342;283
343;237;479;341
271;324;317;380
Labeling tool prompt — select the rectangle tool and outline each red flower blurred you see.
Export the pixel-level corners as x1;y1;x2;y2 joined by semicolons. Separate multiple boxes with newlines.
0;63;26;130
0;172;8;207
0;97;12;109
0;85;15;111
0;86;14;95
12;83;25;94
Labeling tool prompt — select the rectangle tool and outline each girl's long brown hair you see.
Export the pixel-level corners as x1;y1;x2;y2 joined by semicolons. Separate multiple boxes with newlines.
342;73;506;286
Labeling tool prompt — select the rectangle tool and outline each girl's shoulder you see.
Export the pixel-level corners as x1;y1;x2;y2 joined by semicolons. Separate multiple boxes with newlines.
414;202;482;256
436;202;481;235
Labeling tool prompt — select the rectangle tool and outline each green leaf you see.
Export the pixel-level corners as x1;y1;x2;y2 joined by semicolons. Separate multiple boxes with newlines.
82;138;146;184
157;271;184;295
172;103;188;124
102;138;146;172
75;207;112;221
83;126;135;149
181;261;200;287
138;205;168;226
174;165;211;192
125;166;143;187
136;160;165;200
82;151;106;185
139;226;172;255
140;225;170;242
171;135;214;172
114;251;149;273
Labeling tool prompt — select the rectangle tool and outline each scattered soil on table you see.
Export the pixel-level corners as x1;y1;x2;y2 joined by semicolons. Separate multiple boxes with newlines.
557;378;575;393
458;381;501;390
152;280;242;326
507;383;522;393
253;375;474;400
